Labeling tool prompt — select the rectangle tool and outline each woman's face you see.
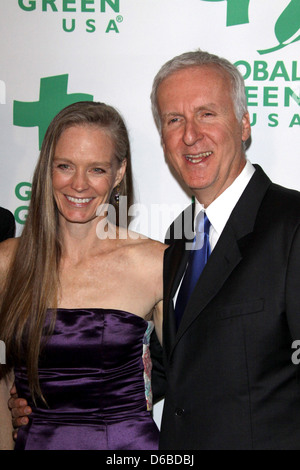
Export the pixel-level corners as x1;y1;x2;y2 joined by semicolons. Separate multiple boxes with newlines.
52;125;126;225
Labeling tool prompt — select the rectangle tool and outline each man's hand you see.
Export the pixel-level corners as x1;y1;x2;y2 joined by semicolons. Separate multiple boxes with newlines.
8;385;32;441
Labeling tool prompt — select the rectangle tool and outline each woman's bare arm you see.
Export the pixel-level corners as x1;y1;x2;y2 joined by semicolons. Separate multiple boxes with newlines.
0;238;18;293
0;373;14;449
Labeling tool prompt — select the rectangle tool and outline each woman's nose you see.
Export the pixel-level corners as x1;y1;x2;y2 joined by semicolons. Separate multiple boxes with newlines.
71;170;89;192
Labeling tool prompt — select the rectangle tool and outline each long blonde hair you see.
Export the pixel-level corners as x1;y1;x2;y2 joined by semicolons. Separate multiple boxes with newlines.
0;101;133;401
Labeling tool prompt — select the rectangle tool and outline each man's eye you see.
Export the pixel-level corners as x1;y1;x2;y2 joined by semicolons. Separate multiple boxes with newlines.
92;168;104;174
168;117;180;124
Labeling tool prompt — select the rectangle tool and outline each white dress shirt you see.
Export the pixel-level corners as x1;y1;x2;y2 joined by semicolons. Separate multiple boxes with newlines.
194;160;256;251
173;160;256;307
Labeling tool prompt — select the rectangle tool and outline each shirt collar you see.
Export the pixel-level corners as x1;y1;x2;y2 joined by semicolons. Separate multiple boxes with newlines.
195;160;256;237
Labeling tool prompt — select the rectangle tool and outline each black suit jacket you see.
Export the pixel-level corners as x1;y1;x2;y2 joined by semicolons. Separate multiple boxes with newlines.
0;207;15;242
156;165;300;449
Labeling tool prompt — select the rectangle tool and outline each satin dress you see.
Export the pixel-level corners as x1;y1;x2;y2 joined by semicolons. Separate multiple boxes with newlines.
14;308;159;450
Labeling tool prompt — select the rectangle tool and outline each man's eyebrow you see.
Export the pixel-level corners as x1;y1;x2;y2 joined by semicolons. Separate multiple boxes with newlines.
161;111;183;120
194;103;218;111
162;103;219;119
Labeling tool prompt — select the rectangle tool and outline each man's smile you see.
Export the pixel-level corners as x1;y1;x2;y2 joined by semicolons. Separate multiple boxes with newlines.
184;151;213;163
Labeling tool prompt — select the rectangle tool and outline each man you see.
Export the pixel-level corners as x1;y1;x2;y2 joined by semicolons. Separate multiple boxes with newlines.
149;49;300;449
8;50;300;449
0;207;15;242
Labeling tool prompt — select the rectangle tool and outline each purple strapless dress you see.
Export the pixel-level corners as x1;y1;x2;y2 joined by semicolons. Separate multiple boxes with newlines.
14;308;159;450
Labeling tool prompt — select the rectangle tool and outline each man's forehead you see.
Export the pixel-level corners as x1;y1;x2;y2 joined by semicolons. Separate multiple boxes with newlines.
160;63;227;84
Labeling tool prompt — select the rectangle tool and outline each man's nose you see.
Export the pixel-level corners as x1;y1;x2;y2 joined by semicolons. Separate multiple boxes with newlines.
183;120;204;146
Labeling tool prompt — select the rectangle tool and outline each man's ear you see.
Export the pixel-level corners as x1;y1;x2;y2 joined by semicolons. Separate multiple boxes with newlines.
241;112;251;143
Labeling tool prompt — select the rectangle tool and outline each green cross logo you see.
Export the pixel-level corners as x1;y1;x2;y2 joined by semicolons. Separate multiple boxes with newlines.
201;0;300;54
13;74;93;149
201;0;250;26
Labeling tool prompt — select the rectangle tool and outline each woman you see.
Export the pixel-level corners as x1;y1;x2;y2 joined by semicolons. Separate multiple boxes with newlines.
0;101;165;450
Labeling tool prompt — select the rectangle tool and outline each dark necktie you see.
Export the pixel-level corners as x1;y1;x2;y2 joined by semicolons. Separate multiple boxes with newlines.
175;212;211;328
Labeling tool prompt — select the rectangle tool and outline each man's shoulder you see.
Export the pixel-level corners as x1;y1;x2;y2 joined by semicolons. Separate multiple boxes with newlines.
252;165;300;205
245;165;300;219
165;203;194;245
269;181;300;200
253;181;300;237
266;182;300;214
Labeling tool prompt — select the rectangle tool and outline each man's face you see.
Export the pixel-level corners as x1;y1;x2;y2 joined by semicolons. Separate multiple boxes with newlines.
157;65;251;206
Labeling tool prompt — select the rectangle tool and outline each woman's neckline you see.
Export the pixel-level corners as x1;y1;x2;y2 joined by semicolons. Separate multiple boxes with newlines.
47;307;151;324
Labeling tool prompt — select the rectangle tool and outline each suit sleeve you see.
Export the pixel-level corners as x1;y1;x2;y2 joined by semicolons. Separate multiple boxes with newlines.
286;224;300;338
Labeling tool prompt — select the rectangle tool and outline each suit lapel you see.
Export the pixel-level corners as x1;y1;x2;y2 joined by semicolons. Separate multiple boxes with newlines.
163;240;185;355
175;223;242;342
165;165;272;356
163;204;195;357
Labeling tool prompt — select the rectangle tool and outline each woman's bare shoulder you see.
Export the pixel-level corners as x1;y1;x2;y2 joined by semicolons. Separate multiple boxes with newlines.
130;239;167;280
117;226;167;255
0;238;19;272
0;237;19;254
129;233;167;257
143;237;167;257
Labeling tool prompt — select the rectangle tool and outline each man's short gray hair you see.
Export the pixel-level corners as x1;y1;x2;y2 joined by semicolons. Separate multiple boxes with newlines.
150;49;248;134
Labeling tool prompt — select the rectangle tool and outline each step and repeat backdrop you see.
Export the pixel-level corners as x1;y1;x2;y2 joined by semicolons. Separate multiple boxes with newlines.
1;0;300;423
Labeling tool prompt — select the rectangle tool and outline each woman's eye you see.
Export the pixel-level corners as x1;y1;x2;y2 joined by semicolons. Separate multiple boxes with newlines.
57;164;70;170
